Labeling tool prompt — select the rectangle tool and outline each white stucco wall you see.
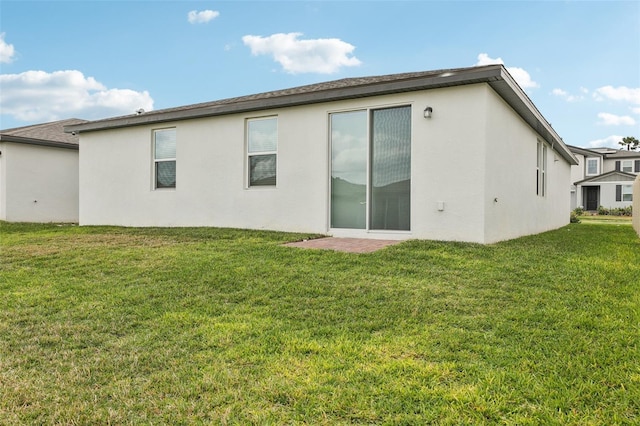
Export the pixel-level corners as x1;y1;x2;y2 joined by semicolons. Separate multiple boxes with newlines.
483;88;572;243
633;174;639;237
406;85;488;243
570;153;585;184
0;147;4;220
79;83;572;243
79;105;330;233
0;142;79;222
602;159;619;174
569;153;584;210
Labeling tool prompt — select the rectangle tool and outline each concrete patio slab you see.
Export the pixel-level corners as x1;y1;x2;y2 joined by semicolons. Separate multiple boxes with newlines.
284;237;402;253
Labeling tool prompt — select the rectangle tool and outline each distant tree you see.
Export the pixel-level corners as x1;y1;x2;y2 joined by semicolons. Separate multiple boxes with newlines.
618;136;639;151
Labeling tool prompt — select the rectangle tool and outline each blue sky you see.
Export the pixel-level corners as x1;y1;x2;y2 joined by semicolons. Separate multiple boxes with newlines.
1;0;638;148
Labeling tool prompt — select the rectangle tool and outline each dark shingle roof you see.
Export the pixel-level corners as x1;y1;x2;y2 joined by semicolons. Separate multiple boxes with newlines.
567;145;603;157
64;65;577;165
604;150;640;159
0;118;87;148
568;145;640;159
66;65;508;132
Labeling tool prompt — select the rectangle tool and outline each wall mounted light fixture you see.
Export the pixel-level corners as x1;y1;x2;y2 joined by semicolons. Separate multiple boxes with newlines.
423;106;433;119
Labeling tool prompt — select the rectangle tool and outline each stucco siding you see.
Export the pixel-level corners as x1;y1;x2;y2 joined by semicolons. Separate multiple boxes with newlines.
80;107;330;233
0;145;5;220
569;153;585;210
81;85;493;241
602;160;617;174
0;142;79;222
483;88;571;243
570;153;585;184
79;82;571;243
408;85;487;243
633;175;639;236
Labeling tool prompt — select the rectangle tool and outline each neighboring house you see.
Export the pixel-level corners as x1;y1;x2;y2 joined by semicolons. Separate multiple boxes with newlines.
0;118;86;222
66;64;576;244
568;145;640;211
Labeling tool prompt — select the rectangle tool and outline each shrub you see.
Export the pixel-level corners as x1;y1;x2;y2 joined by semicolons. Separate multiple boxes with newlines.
570;211;581;223
596;206;633;216
573;207;584;216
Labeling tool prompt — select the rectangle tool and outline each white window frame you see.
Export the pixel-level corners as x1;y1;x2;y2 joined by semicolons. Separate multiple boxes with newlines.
622;185;633;202
329;104;412;232
537;140;547;197
246;116;278;188
153;128;176;190
621;160;633;173
585;157;599;176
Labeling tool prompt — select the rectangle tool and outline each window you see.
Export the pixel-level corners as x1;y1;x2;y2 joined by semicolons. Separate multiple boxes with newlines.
330;105;411;231
621;160;633;173
536;140;547;196
542;144;547;196
247;117;277;187
370;106;411;230
586;158;599;175
616;185;633;202
153;128;176;189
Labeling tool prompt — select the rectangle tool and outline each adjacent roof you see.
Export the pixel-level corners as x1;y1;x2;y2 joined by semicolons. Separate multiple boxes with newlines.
604;150;640;159
65;64;577;164
574;170;638;185
567;145;604;158
0;118;87;149
568;144;640;159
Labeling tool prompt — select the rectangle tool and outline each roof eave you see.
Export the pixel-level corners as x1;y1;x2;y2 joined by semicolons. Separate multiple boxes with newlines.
488;68;578;165
0;135;79;150
65;66;506;134
574;170;638;185
64;65;577;165
605;151;640;159
567;145;603;157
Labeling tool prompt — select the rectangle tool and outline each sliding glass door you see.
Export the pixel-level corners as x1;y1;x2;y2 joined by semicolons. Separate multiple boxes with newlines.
330;110;367;229
330;106;411;231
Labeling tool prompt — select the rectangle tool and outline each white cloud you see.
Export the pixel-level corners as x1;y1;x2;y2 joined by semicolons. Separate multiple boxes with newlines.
594;85;640;104
587;135;625;149
632;106;640;115
0;70;154;122
506;67;539;90
0;33;16;63
475;53;503;66
552;88;584;102
474;53;538;89
242;32;361;74
597;112;636;126
187;10;220;24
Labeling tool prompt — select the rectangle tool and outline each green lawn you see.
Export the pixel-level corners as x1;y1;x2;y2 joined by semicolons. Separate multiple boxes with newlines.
1;222;638;425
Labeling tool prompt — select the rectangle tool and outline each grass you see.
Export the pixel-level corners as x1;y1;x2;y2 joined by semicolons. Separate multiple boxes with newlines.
1;222;639;425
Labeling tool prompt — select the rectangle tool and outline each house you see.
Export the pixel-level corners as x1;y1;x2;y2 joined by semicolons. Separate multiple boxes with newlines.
0;118;86;222
66;64;576;244
568;145;640;211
